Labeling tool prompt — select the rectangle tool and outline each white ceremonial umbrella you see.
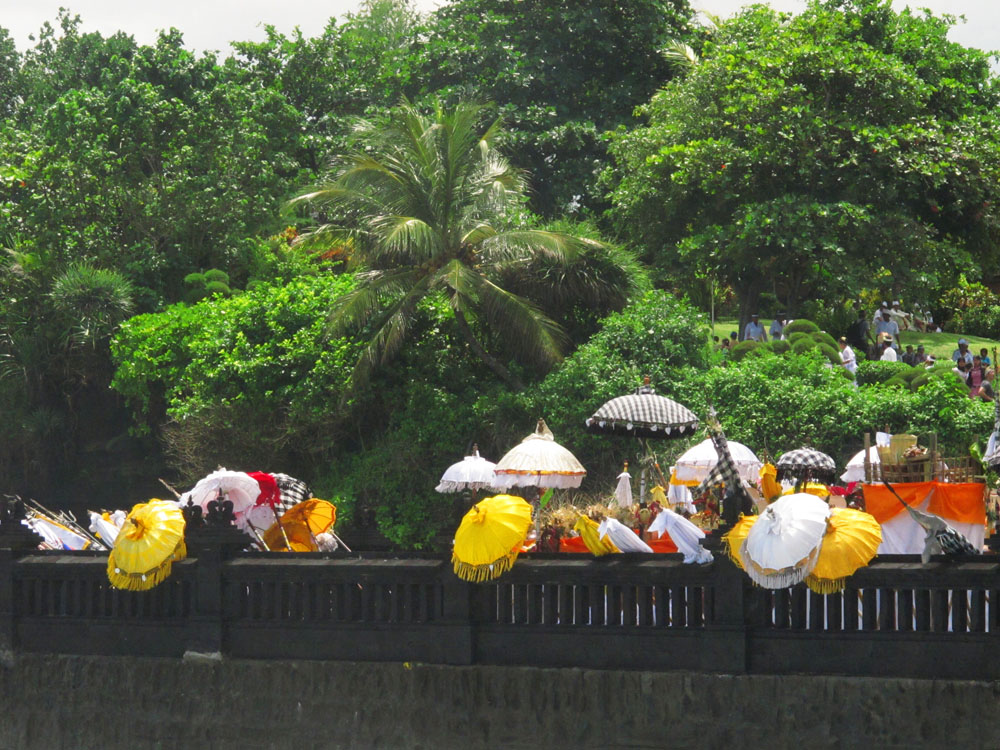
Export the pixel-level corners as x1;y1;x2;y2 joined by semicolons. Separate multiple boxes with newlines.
614;469;633;508
492;419;586;490
648;508;713;564
674;438;762;485
598;517;653;553
840;447;880;484
435;447;499;493
179;468;261;530
741;493;831;588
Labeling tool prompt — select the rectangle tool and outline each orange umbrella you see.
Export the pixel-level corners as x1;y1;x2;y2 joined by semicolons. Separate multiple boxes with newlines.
262;499;336;552
262;520;318;552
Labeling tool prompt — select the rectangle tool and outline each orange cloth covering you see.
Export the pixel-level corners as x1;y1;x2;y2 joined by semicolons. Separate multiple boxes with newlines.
559;533;678;554
862;482;986;526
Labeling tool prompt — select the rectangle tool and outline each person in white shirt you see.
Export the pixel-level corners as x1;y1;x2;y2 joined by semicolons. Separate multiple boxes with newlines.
952;339;974;364
743;314;767;342
769;314;786;341
874;311;901;350
838;337;857;374
879;337;898;361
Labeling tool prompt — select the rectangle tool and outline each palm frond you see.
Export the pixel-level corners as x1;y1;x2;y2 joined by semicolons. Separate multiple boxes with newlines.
461;222;497;246
347;277;429;391
478;230;604;266
328;268;423;335
369;215;440;262
475;277;568;368
661;39;699;71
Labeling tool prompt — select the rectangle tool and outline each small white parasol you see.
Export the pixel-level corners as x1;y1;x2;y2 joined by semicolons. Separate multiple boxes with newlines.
435;446;499;493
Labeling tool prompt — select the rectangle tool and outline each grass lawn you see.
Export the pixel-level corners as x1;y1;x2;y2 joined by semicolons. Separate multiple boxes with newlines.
710;318;1000;362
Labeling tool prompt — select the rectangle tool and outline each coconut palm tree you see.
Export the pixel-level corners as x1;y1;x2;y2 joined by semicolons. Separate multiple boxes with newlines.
289;99;637;390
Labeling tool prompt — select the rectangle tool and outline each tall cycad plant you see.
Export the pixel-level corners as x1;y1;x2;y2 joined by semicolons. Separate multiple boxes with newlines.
289;99;617;391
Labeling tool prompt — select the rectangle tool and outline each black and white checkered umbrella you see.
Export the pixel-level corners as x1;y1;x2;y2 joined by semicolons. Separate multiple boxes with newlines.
272;473;312;514
585;392;699;439
776;448;837;483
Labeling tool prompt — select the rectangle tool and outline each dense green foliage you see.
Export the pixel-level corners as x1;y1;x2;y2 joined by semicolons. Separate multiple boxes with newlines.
606;0;1000;330
2;0;999;546
288;99;643;391
420;0;697;216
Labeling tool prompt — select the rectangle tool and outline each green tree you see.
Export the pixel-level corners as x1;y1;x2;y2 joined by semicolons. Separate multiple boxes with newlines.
419;0;697;216
606;0;1000;332
288;99;641;391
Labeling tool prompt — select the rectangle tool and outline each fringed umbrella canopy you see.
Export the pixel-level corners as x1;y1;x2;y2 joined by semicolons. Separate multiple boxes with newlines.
741;493;831;588
776;448;837;484
452;494;533;582
723;514;758;570
181;469;261;528
492;419;586;489
435;449;499;493
585;392;699;439
806;508;881;593
107;499;186;591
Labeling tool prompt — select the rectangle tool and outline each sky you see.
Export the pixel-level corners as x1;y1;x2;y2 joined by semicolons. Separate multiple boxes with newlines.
0;0;997;57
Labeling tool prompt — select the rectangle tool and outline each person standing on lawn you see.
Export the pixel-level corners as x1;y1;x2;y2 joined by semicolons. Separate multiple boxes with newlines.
874;311;901;351
743;314;767;342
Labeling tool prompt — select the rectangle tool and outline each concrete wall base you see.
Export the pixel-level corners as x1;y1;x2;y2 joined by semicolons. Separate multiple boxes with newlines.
2;654;998;749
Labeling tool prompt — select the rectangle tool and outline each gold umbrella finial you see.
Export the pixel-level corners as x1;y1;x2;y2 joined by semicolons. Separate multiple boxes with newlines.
534;418;554;440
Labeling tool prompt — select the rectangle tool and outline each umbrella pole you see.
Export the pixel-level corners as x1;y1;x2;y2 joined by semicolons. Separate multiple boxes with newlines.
158;478;182;499
330;532;351;552
271;505;292;550
247;522;271;551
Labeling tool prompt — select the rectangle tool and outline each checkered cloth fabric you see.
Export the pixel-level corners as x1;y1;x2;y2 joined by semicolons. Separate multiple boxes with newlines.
272;473;312;514
695;429;754;518
935;526;980;557
586;393;699;439
775;448;836;483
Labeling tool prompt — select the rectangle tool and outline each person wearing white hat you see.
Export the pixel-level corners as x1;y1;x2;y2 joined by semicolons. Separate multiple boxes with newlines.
871;300;889;327
879;335;898;361
743;313;767;342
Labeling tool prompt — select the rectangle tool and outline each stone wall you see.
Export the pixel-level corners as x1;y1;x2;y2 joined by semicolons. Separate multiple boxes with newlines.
1;653;998;749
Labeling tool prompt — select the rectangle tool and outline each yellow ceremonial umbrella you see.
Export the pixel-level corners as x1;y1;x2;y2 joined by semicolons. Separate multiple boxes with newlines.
107;499;186;591
262;499;337;551
806;508;882;594
452;494;533;582
784;482;830;499
723;513;758;570
573;515;619;556
759;463;782;503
